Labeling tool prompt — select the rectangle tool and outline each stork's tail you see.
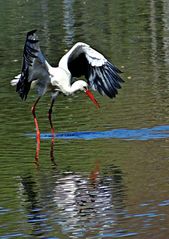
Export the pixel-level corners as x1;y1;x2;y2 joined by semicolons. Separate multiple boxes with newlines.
11;72;31;100
11;74;21;86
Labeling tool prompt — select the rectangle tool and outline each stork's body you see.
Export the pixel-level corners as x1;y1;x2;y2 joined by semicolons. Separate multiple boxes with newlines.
11;30;124;161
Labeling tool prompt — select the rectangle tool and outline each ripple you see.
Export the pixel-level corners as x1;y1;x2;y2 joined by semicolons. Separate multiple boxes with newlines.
159;199;169;207
0;207;10;215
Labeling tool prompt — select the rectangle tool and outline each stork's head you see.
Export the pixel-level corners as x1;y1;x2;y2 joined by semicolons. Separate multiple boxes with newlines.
76;80;100;108
76;80;88;91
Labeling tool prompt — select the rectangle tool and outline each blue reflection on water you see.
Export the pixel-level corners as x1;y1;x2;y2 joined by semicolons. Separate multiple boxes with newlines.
27;125;169;141
159;200;169;207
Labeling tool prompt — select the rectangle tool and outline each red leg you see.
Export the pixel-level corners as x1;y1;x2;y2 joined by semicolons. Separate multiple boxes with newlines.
31;97;41;163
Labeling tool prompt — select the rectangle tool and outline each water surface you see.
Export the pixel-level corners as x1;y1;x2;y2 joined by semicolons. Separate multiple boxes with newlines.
0;0;169;238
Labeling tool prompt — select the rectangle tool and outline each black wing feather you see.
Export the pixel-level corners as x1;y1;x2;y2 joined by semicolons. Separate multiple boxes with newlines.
16;30;39;100
100;67;118;96
67;47;124;99
87;61;123;98
68;53;88;77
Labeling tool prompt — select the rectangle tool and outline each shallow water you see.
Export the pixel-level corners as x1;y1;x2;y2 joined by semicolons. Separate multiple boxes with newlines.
0;0;169;238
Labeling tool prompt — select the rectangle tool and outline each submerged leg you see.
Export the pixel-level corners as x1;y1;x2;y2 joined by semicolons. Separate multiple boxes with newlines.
48;98;55;141
31;96;41;163
48;95;57;164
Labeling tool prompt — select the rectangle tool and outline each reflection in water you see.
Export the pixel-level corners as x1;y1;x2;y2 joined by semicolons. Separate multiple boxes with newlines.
149;0;166;105
63;0;75;46
52;165;126;237
18;163;126;238
50;139;56;165
20;176;48;238
34;131;56;166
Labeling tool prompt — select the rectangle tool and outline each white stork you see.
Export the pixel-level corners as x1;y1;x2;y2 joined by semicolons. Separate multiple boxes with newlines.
11;30;124;145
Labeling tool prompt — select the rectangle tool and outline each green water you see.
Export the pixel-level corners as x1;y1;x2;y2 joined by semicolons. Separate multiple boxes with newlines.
0;0;169;238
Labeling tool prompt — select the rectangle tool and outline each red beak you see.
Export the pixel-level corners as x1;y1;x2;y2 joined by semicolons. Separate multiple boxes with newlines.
85;89;100;108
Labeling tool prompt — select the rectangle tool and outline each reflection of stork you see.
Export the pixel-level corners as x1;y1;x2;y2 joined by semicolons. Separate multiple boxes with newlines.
20;176;48;238
11;30;124;162
17;163;125;238
52;165;125;236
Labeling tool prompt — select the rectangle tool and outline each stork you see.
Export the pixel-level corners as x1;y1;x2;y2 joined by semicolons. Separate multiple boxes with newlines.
11;30;124;161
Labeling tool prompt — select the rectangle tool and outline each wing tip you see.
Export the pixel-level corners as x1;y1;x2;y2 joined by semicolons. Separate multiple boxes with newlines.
27;29;37;36
89;62;125;99
26;30;39;44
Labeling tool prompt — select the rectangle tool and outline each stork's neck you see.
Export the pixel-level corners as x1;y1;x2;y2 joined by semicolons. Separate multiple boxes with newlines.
50;67;86;95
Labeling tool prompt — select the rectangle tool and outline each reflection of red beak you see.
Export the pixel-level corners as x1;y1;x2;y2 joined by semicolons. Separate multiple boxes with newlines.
85;89;100;108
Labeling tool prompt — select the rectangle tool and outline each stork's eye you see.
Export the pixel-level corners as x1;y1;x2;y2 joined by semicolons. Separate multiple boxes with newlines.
83;86;88;90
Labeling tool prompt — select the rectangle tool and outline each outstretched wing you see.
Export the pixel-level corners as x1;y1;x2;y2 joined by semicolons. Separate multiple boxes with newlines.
16;30;50;100
59;42;124;98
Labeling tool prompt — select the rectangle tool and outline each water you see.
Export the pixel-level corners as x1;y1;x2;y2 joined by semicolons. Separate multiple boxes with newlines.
0;0;169;238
